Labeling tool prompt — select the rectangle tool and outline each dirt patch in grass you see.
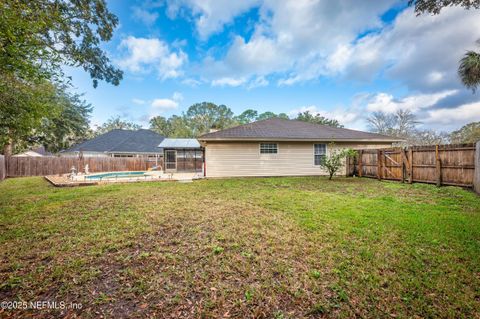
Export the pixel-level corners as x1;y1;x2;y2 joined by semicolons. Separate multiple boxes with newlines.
1;177;479;318
69;201;340;318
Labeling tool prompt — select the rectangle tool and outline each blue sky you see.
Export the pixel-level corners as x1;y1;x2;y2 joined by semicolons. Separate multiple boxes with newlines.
68;0;480;132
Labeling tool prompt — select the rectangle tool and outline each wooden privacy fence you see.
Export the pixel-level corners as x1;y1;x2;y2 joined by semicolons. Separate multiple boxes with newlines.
0;155;5;181
347;143;477;188
5;156;163;177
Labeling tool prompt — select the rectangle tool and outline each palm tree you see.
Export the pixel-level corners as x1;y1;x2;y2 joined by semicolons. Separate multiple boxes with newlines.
459;50;480;92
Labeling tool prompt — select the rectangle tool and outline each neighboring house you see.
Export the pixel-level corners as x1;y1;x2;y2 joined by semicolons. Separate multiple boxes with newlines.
13;146;53;157
158;138;203;173
198;118;401;178
61;129;164;161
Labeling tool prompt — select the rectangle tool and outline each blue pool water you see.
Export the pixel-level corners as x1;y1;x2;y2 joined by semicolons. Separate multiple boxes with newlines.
85;171;147;180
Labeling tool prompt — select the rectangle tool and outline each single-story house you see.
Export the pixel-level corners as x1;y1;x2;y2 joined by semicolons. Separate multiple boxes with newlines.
61;129;165;162
158;138;203;173
198;118;401;178
13;146;53;157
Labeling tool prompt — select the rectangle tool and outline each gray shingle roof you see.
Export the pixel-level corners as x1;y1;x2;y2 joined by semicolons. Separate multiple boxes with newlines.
63;129;165;154
199;118;401;141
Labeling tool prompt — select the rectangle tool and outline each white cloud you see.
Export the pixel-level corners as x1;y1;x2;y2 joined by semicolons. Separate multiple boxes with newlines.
289;105;363;129
188;0;480;115
336;7;480;90
132;7;159;26
132;98;146;105
288;88;476;131
276;5;480;130
151;98;179;109
274;5;480;87
166;0;260;39
117;36;187;79
426;71;444;85
182;78;202;86
200;0;397;84
211;77;247;87
325;44;353;75
248;76;269;89
365;90;458;113
148;92;184;118
223;36;288;75
425;101;480;128
203;33;289;87
172;91;184;102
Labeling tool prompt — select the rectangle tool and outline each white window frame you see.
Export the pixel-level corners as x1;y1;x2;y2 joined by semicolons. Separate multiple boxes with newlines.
259;143;279;154
313;143;327;166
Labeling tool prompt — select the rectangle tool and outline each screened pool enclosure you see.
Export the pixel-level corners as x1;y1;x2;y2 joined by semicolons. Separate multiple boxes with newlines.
159;139;204;173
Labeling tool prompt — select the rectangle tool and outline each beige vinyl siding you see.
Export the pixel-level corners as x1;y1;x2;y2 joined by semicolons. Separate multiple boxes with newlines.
205;141;391;178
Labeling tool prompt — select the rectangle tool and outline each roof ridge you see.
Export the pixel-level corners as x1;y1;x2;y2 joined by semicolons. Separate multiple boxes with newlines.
200;117;282;138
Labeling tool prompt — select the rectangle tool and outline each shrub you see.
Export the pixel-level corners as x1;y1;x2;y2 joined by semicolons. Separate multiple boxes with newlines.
320;143;357;180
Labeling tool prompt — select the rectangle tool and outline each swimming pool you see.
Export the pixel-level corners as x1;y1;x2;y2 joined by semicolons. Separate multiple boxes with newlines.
85;171;147;180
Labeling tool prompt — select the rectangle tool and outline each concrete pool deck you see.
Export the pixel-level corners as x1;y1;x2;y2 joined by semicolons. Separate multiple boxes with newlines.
45;172;203;187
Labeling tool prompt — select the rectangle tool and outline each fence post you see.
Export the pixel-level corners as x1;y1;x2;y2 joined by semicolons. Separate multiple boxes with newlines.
382;150;386;180
377;150;382;180
401;148;406;183
408;148;413;184
435;145;442;187
474;141;480;194
358;150;363;177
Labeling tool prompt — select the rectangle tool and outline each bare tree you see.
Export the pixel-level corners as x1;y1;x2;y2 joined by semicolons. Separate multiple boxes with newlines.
407;130;449;145
367;112;396;135
367;110;447;146
396;110;420;135
367;110;419;136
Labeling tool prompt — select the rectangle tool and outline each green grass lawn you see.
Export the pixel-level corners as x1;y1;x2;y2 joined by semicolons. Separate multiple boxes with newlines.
0;177;479;318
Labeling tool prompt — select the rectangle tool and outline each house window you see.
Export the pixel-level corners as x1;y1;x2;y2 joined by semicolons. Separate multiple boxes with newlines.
260;143;278;154
314;144;326;165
